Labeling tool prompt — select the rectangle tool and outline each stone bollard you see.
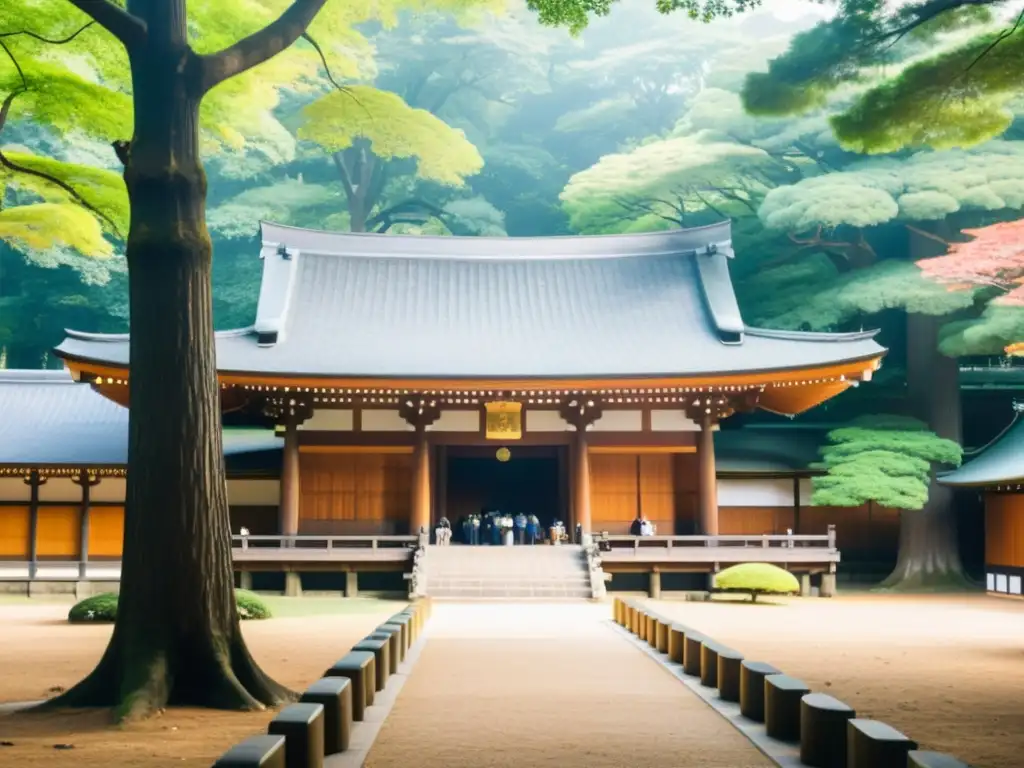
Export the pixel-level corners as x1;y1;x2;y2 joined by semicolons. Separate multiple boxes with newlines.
739;660;781;722
352;637;390;692
655;618;670;653
799;692;855;768
324;651;376;721
716;647;744;703
668;625;686;664
300;678;353;755
682;632;705;677
846;719;918;768
699;641;721;688
267;702;325;768
212;734;286;767
367;629;401;675
646;613;658;648
381;620;410;654
764;674;810;742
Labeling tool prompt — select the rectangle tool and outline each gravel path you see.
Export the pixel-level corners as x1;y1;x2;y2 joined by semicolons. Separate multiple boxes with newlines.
365;602;770;768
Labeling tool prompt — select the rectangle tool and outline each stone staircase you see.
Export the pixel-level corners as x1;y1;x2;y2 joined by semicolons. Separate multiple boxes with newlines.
423;544;595;599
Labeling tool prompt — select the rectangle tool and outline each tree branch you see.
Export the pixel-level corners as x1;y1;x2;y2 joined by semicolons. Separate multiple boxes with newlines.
62;0;146;49
0;21;96;44
199;0;329;93
0;41;123;237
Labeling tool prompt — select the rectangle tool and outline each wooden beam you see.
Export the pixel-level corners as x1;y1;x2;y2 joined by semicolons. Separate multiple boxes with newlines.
298;445;414;454
62;355;884;396
588;445;696;454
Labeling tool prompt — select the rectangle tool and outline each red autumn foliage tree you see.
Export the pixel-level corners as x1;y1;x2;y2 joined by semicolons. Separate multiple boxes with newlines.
916;219;1024;305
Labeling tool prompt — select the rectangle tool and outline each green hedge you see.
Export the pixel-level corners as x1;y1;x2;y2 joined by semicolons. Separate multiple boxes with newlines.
68;590;273;623
713;563;800;602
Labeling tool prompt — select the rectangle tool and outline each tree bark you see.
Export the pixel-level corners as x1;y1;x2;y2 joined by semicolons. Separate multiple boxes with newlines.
42;3;292;719
880;226;972;590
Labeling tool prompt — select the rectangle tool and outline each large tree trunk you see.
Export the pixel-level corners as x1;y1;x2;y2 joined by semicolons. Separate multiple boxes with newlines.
880;225;973;590
43;3;292;720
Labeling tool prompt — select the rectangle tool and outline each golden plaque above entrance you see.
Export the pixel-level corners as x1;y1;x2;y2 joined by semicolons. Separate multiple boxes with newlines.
485;401;523;440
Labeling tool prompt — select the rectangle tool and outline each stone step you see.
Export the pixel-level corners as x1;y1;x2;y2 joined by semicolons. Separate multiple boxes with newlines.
428;587;593;599
428;577;592;588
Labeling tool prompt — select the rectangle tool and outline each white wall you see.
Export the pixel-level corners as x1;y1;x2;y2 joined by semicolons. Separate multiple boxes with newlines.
301;409;354;431
91;477;127;503
525;410;571;431
38;478;82;502
650;410;699;431
361;409;414;431
0;477;30;502
428;410;480;432
227;479;280;506
590;410;642;432
717;478;796;508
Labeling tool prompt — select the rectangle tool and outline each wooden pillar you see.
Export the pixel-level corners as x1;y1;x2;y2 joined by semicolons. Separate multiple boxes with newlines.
24;471;45;580
72;471;101;579
697;412;719;536
573;428;592;535
410;425;431;535
280;418;300;539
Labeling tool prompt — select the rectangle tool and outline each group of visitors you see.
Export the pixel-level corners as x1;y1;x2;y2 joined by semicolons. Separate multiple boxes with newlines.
629;515;657;536
434;511;554;545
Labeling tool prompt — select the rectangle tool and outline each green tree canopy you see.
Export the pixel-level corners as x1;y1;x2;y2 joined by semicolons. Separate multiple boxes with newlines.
812;415;963;509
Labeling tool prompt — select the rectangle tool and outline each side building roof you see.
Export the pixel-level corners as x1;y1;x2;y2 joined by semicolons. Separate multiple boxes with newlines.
55;221;884;382
939;415;1024;488
0;370;281;472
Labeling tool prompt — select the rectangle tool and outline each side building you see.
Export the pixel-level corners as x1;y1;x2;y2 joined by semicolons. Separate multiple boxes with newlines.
940;413;1024;599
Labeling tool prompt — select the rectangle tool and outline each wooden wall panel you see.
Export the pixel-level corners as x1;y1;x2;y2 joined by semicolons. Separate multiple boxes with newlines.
986;492;1024;567
720;507;795;535
300;453;412;525
88;507;124;557
639;454;674;534
590;454;637;532
0;507;30;558
590;454;675;533
799;503;900;556
37;507;80;558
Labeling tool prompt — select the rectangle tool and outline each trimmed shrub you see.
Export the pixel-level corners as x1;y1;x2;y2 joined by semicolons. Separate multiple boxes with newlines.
68;589;273;623
68;592;119;623
235;589;272;620
713;563;800;602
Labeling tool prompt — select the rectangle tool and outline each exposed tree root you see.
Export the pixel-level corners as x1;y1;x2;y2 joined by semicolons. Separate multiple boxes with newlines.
34;627;295;722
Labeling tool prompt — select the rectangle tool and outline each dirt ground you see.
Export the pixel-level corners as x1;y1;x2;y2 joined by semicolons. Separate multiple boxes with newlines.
0;598;403;768
365;602;770;768
647;593;1024;768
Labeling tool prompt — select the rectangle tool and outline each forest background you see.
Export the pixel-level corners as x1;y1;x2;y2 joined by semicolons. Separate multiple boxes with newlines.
4;0;1024;587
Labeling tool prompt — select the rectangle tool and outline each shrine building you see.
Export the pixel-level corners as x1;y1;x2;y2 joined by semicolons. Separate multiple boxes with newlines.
39;220;884;547
940;412;1024;599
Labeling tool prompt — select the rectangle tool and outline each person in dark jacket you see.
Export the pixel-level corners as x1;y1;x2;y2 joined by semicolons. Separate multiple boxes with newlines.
629;515;643;536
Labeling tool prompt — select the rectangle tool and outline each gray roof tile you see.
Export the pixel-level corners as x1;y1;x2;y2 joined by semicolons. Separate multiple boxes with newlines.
0;370;280;468
939;417;1024;487
56;222;884;379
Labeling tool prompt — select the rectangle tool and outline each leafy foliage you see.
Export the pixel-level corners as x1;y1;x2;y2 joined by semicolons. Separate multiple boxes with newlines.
714;562;800;600
298;85;484;186
560;130;772;232
738;0;1014;153
811;415;963;510
917;218;1024;305
67;590;273;623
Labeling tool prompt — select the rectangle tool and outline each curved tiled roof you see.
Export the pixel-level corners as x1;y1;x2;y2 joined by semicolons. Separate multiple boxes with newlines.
939;416;1024;487
55;222;884;380
0;370;280;468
